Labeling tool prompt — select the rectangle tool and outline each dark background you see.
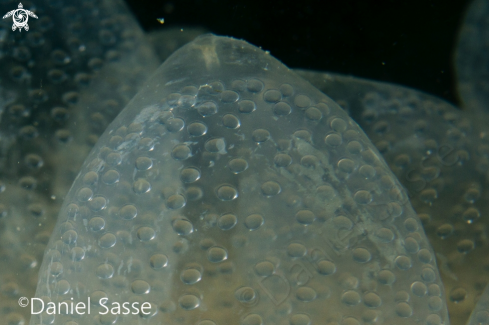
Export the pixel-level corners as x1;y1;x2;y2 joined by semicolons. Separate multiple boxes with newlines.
125;0;472;106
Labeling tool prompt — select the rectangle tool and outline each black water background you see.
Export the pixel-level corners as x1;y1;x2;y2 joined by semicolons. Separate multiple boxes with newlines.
126;0;471;106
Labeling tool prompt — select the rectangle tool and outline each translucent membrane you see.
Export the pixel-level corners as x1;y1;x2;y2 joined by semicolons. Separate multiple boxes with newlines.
456;0;489;118
0;0;158;323
31;35;448;325
466;284;489;325
147;26;209;63
298;70;489;325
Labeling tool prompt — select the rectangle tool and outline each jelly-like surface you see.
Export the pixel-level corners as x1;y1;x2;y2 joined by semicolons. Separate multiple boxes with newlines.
0;0;487;324
456;0;489;117
0;0;159;323
30;35;447;325
466;284;489;325
298;71;489;325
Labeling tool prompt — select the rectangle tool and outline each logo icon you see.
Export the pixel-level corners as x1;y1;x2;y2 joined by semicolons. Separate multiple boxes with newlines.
2;3;38;32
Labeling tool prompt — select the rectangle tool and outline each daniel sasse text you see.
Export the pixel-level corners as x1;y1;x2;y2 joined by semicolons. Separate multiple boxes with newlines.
29;297;152;315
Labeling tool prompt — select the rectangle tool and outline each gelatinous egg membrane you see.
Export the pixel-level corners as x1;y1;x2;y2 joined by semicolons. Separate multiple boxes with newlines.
0;0;486;325
31;33;449;325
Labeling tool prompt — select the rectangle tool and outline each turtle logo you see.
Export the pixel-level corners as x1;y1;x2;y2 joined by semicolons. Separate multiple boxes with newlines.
2;3;38;32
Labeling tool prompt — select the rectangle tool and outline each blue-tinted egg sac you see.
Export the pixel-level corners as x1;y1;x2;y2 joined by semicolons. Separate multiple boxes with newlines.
0;0;159;323
30;34;448;325
297;70;489;325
